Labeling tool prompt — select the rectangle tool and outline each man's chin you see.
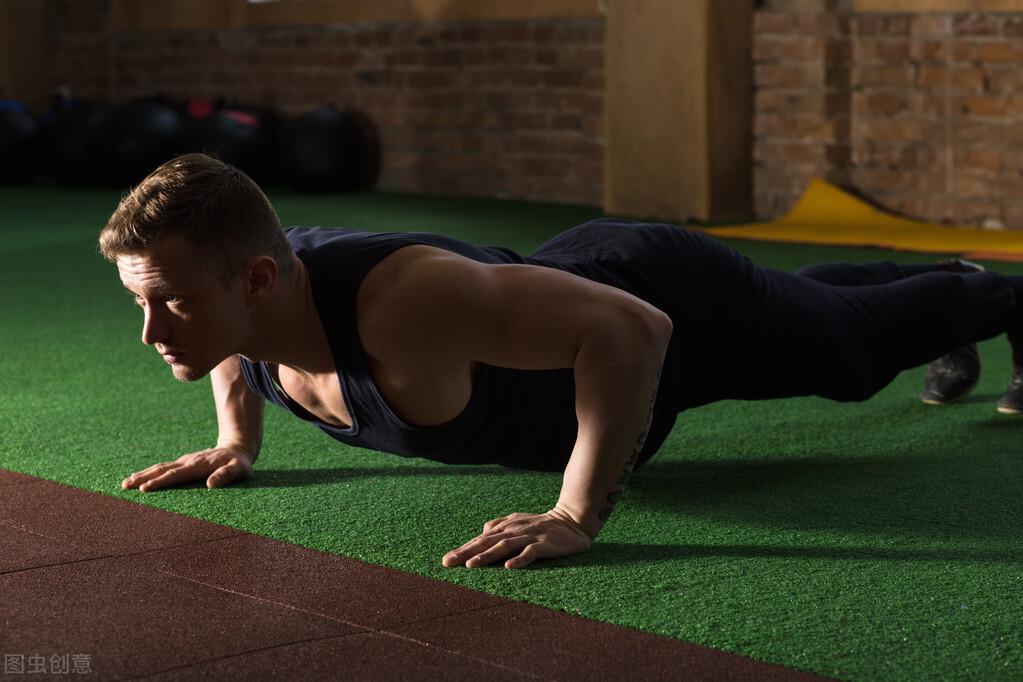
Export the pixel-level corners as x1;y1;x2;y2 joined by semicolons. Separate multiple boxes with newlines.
170;362;211;382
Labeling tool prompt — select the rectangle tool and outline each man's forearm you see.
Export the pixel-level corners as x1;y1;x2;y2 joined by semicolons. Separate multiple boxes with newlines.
211;355;265;462
555;318;671;538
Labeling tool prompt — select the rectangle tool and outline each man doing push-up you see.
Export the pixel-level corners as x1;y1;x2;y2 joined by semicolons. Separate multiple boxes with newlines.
103;154;1023;569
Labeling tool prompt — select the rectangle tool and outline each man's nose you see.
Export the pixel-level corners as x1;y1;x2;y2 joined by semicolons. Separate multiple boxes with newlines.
141;306;167;346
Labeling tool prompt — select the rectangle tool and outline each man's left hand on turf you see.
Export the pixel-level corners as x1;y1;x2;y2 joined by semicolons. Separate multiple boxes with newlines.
441;508;593;569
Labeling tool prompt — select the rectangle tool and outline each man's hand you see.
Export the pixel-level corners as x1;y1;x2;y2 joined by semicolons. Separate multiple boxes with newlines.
121;447;254;492
441;508;593;570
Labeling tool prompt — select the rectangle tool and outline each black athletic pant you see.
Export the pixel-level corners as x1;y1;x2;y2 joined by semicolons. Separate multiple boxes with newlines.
673;254;1023;410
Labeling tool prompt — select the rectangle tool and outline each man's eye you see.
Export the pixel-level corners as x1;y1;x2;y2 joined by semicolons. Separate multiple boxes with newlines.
133;295;145;306
165;295;184;305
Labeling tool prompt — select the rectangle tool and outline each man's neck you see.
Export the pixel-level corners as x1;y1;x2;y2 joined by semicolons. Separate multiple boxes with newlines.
239;255;335;376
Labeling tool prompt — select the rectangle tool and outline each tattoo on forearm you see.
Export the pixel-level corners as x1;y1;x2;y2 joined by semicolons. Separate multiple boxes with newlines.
597;370;661;523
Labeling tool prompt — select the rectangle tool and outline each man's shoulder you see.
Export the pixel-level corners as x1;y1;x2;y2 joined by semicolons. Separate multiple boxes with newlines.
285;227;385;281
357;245;468;320
283;226;365;248
355;247;488;364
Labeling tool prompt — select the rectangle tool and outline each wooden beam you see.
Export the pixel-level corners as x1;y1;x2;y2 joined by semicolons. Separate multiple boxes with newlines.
0;0;48;109
410;0;601;22
707;0;752;220
604;0;751;223
246;0;411;27
110;0;247;31
855;0;1023;11
109;0;602;30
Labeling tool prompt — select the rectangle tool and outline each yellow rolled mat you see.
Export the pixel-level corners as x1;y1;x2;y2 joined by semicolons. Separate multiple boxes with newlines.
703;178;1023;262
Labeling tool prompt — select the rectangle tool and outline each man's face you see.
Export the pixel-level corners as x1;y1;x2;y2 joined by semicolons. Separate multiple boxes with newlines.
116;235;248;382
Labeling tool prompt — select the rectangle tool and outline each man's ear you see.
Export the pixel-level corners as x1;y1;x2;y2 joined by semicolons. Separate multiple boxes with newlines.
246;256;279;301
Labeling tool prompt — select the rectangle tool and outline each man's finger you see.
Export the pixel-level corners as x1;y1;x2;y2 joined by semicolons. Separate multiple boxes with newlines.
505;542;546;570
137;472;178;492
442;531;511;567
442;538;489;567
130;462;169;478
442;537;480;567
123;472;158;489
123;462;174;488
457;529;515;552
206;461;247;488
483;512;534;534
206;471;232;489
482;515;509;532
137;463;203;492
464;537;531;568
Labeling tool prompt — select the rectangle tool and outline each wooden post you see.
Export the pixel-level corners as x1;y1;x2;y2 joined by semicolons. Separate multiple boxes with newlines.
0;0;49;109
604;0;752;222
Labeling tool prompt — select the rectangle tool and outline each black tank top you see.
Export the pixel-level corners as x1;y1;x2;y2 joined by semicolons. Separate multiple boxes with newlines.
239;222;694;472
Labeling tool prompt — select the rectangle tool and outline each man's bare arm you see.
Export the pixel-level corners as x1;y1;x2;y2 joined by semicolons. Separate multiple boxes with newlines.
122;355;265;492
443;313;670;568
360;250;674;568
554;315;669;537
211;354;265;461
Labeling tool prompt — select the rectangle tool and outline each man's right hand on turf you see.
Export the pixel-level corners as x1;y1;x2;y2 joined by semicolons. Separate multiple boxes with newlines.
121;447;254;492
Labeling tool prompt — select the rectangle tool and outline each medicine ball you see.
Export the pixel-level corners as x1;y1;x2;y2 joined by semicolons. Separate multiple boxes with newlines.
0;102;39;184
92;98;187;187
231;105;284;182
278;106;380;192
38;99;105;185
189;108;276;183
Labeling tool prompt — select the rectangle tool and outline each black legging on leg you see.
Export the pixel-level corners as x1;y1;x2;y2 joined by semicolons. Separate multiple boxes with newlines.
795;260;950;286
684;263;1023;407
820;271;1016;398
795;259;1023;351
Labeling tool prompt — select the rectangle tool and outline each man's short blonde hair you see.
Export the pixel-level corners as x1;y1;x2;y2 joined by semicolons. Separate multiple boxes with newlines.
99;153;292;284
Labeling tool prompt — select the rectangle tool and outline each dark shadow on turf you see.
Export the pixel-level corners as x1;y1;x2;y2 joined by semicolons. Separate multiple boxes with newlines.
183;465;516;489
950;392;1003;406
975;416;1023;428
549;542;1023;568
630;452;1023;543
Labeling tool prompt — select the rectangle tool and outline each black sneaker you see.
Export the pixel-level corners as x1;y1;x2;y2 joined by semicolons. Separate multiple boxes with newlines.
919;258;985;405
939;257;985;274
920;343;981;405
996;369;1023;414
996;334;1023;414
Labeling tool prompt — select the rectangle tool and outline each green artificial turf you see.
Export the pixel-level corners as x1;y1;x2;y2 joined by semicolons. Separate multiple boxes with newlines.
3;184;1023;681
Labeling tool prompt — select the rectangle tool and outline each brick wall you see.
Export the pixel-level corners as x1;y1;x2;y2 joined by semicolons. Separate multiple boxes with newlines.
49;0;111;102
755;0;1023;229
47;1;1023;227
753;0;852;219
46;0;604;206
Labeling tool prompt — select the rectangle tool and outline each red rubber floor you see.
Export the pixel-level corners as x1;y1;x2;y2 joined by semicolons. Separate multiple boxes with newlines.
0;469;833;680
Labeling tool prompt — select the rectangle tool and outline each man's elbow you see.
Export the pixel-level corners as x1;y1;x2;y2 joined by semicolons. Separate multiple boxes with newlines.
633;306;673;347
618;306;673;356
649;309;674;344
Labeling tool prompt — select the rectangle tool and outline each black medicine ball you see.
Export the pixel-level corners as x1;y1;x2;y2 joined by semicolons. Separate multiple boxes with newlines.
0;108;39;184
92;98;187;187
278;106;380;192
38;100;105;185
190;109;276;183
